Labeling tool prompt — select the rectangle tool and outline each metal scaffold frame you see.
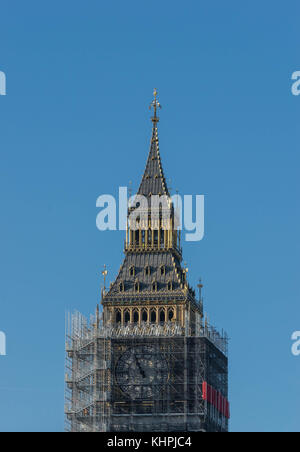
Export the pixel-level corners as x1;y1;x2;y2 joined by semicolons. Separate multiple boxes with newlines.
65;310;228;433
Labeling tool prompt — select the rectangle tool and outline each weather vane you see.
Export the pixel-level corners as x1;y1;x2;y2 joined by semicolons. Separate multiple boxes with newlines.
149;88;162;122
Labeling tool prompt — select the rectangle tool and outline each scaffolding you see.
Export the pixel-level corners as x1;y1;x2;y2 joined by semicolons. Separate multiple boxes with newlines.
65;310;228;432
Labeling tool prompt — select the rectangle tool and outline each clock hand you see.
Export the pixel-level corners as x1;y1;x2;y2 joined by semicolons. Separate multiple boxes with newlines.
135;355;146;379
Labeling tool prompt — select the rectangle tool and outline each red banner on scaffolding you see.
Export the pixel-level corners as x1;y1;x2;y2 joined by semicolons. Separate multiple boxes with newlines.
202;382;230;419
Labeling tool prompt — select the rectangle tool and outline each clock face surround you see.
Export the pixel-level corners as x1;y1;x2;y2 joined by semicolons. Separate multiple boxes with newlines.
115;345;169;400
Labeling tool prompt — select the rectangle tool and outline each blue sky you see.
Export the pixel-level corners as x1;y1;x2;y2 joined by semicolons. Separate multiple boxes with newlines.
0;0;299;432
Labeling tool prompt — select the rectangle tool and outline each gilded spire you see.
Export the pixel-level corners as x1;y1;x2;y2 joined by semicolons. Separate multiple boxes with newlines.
149;88;161;123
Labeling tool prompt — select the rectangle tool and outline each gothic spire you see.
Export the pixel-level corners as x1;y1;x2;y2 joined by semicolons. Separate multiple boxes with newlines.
137;89;170;198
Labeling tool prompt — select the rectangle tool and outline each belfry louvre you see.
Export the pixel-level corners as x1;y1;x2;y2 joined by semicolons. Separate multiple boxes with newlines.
65;91;229;432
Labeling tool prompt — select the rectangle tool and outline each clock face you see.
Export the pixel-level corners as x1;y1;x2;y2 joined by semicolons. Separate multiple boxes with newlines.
115;345;169;400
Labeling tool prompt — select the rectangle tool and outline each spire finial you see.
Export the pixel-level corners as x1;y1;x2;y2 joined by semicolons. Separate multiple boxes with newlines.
101;265;108;297
197;278;204;302
149;88;161;123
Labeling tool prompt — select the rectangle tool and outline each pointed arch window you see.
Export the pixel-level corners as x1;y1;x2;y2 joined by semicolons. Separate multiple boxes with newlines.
168;308;174;321
129;266;135;277
150;309;157;323
134;281;140;293
160;265;166;277
142;310;148;322
152;281;158;292
119;282;125;293
167;281;172;291
141;230;145;244
145;265;151;277
115;310;121;324
159;309;166;323
133;310;139;324
124;310;130;324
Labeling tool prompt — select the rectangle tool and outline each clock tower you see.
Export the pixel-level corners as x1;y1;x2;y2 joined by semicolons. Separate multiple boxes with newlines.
65;91;230;432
